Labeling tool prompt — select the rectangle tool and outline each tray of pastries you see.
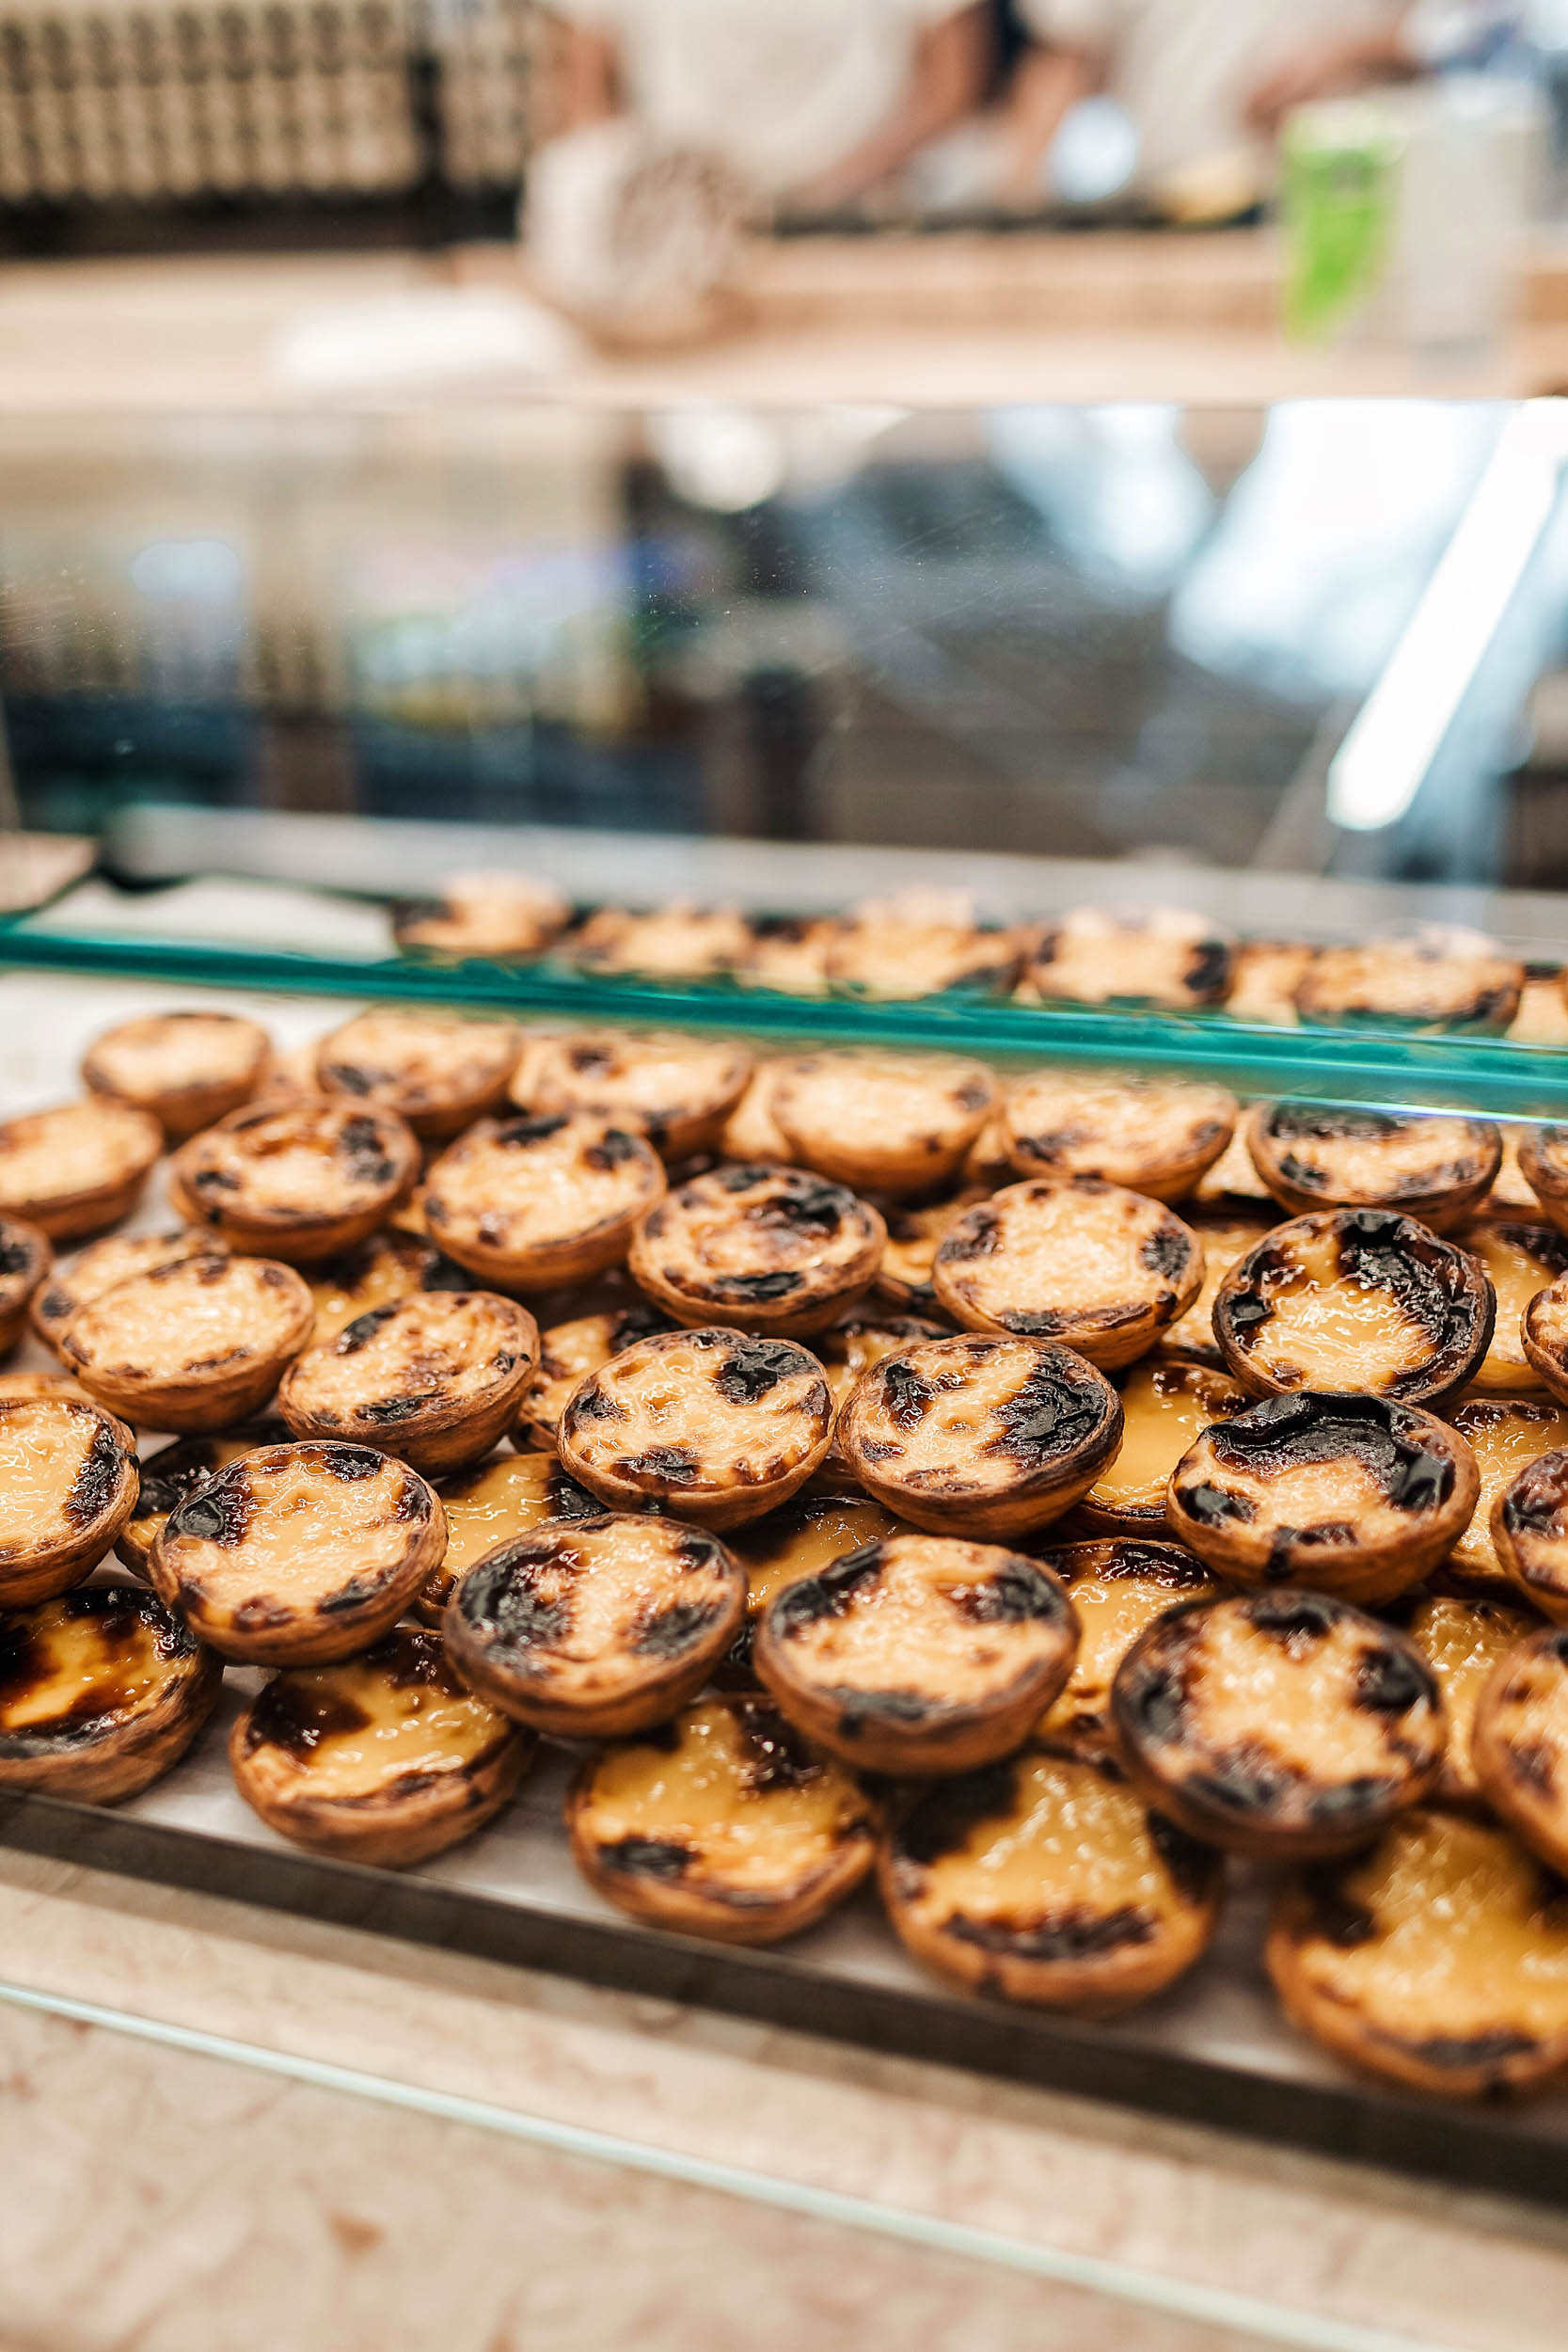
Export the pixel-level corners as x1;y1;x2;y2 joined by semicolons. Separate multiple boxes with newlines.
8;987;1568;2202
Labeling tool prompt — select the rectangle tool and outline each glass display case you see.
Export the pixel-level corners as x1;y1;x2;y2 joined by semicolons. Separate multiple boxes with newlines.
5;395;1568;2230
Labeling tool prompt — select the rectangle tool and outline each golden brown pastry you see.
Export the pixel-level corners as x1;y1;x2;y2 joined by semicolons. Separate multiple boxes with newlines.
0;1098;162;1241
230;1626;532;1867
1155;1208;1277;1370
874;1186;989;1314
0;1396;139;1604
314;1008;520;1141
116;1423;286;1580
1472;1628;1568;1875
1444;1392;1568;1597
629;1166;884;1339
1033;1538;1221;1756
419;1449;602;1626
557;1327;832;1531
815;1311;946;1470
716;1066;796;1164
1224;941;1316;1025
0;1585;221;1801
424;1112;666;1294
391;871;570;961
736;918;832;998
1193;1127;1279;1213
515;1302;673;1451
823;895;1022;1000
1399;1592;1536;1809
754;1532;1078;1777
1489;1447;1568;1622
32;1227;222;1355
1113;1590;1443;1859
0;1218;49;1355
771;1051;997;1200
836;1331;1122;1542
1522;1271;1568;1408
278;1290;538;1477
570;903;752;981
445;1512;744;1739
1244;1104;1500;1233
568;1692;877;1945
1268;1810;1568;2095
931;1178;1203;1373
150;1438;445;1665
82;1010;271;1140
1212;1209;1492;1406
510;1029;752;1160
62;1253;314;1434
1457;1217;1568;1392
1076;1360;1248;1536
1165;1391;1478;1605
169;1098;420;1263
1002;1074;1235;1201
879;1743;1223;2012
304;1229;471;1347
1509;966;1568;1046
1021;905;1232;1011
1295;929;1523;1034
721;1489;908;1683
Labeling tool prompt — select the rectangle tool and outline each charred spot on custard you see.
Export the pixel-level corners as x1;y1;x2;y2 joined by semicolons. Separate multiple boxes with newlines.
712;1337;812;1407
64;1422;128;1530
1202;1393;1455;1513
168;1470;254;1548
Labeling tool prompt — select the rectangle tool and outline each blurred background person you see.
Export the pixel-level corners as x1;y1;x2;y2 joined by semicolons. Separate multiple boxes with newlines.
538;0;991;215
993;0;1525;215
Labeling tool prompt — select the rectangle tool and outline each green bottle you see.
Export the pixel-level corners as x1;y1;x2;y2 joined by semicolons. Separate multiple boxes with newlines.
1281;100;1405;343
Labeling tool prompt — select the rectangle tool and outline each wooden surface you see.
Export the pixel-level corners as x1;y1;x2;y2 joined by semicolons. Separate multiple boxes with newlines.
5;226;1568;412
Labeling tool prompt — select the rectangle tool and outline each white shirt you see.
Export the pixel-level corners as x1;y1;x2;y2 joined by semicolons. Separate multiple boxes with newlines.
548;0;968;195
1017;0;1407;182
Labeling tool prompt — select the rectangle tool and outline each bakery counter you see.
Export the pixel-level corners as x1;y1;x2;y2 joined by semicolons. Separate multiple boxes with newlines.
3;964;1568;2351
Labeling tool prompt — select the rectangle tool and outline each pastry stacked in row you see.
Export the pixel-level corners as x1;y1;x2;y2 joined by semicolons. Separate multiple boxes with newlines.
8;1006;1568;2099
392;874;1558;1039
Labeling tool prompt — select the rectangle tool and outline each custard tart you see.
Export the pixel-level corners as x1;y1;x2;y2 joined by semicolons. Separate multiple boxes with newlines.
1033;1538;1221;1756
1398;1591;1537;1808
0;1217;49;1355
1076;1360;1248;1537
1002;1074;1235;1201
570;903;752;982
391;871;569;961
305;1229;470;1347
512;1030;752;1160
1155;1209;1277;1371
151;1438;445;1665
1165;1391;1478;1605
446;1512;744;1740
0;1396;139;1604
557;1327;832;1531
823;897;1022;1001
1521;1271;1568;1407
82;1010;271;1141
170;1098;420;1263
1114;1590;1443;1859
754;1532;1078;1777
1244;1104;1500;1233
314;1008;520;1141
874;1186;989;1316
879;1743;1223;2013
230;1625;532;1867
1444;1393;1568;1597
418;1450;602;1627
1022;905;1232;1012
1490;1447;1568;1622
721;1489;908;1684
278;1290;539;1477
931;1178;1203;1372
1268;1810;1568;2096
0;1098;162;1241
1472;1628;1568;1876
1460;1217;1568;1392
33;1227;222;1355
629;1165;884;1339
116;1423;287;1581
568;1692;877;1945
424;1112;665;1293
836;1331;1122;1542
62;1253;314;1434
0;1584;221;1801
771;1051;996;1200
1295;929;1522;1034
516;1302;673;1451
1212;1209;1493;1406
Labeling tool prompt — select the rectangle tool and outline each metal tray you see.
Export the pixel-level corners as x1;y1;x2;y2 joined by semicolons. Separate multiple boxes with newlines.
6;1675;1568;2211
